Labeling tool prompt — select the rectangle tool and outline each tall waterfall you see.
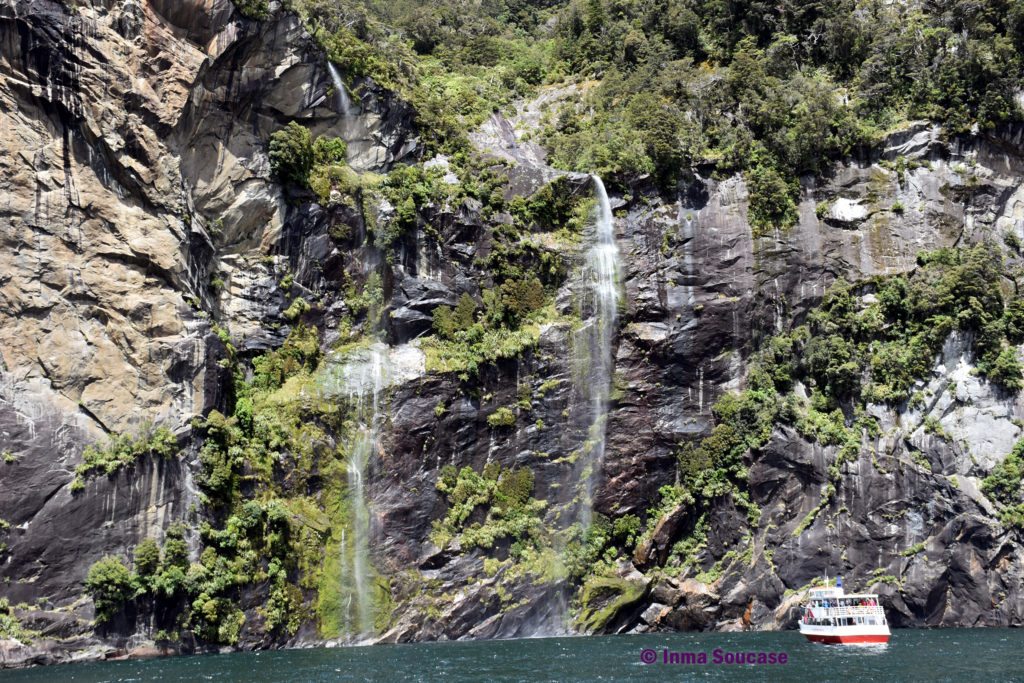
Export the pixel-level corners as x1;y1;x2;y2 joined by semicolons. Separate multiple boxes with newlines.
328;62;354;115
573;174;622;530
337;342;388;638
530;174;623;636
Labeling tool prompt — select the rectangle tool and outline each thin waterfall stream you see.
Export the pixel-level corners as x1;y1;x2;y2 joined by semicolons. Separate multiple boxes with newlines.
574;174;622;532
335;342;388;639
323;334;425;641
328;62;355;115
538;173;622;636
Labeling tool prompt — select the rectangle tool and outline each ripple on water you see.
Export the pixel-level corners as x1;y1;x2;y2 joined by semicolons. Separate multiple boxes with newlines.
3;629;1023;683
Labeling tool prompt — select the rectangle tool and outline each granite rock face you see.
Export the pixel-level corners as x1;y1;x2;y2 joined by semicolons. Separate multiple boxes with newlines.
2;0;1024;669
0;0;414;644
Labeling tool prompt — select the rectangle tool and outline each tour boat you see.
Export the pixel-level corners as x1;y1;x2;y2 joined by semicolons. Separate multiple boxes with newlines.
798;577;890;644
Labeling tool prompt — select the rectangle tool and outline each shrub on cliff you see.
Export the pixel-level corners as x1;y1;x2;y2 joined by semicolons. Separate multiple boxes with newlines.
983;441;1024;507
250;324;321;392
746;164;799;236
269;122;314;187
133;539;161;580
432;293;478;339
981;347;1024;391
72;426;178;491
432;464;546;554
84;556;138;624
313;136;347;165
233;0;269;21
0;598;36;644
487;406;516;428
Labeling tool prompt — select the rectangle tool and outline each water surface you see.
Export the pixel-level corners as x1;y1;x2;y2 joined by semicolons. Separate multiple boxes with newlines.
4;629;1022;682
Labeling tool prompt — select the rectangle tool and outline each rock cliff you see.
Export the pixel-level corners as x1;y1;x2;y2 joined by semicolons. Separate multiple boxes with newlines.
1;0;1023;668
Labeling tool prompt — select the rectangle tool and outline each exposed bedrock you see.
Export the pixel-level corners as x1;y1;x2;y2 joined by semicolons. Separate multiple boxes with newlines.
2;0;1024;667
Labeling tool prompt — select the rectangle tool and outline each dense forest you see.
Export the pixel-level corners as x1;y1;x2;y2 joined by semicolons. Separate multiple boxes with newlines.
276;0;1024;229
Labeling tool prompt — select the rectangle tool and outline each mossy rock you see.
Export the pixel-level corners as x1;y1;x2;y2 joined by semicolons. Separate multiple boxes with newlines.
575;576;648;634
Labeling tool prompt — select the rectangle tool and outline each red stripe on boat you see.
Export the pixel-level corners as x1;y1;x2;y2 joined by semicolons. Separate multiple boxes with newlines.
804;634;890;644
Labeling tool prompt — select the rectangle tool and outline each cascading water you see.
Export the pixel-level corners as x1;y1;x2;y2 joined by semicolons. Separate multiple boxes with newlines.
336;342;387;639
328;62;355;116
573;174;622;531
535;174;622;636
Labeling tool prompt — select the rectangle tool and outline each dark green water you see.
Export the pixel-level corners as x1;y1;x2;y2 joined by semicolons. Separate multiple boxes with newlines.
3;629;1022;682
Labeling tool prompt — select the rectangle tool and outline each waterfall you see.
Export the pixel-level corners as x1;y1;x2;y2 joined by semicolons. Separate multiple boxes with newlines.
337;342;388;639
678;197;696;308
328;62;355;116
532;173;622;637
320;324;424;640
574;174;622;530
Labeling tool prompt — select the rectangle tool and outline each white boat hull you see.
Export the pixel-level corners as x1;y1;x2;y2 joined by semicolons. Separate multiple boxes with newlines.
799;622;890;644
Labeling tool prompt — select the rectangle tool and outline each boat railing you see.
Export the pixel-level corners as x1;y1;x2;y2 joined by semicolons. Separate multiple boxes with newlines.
816;606;885;619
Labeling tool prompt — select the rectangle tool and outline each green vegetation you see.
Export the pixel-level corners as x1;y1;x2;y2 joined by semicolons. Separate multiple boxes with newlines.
80;322;396;644
422;305;556;381
746;164;799;236
134;0;1024;641
983;438;1024;528
191;334;323;629
345;272;385;328
487;406;517;429
431;463;547;557
269;122;314;187
869;568;903;589
371;160;508;250
540;0;1024;215
83;522;256;642
417;176;591;379
84;555;137;624
233;0;269;21
189;322;395;641
760;244;1023;407
269;122;353;201
662;512;709;575
421;227;563;374
82;482;306;642
283;0;1022;241
900;541;927;557
294;0;556;154
283;297;311;322
635;243;1024;581
575;576;647;633
73;426;178;491
0;598;37;645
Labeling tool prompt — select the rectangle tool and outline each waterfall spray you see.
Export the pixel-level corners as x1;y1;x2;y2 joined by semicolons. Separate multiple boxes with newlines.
536;174;622;636
328;62;355;115
575;174;622;530
335;341;388;639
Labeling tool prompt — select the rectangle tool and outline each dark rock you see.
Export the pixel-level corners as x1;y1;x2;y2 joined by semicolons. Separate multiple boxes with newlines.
633;504;692;571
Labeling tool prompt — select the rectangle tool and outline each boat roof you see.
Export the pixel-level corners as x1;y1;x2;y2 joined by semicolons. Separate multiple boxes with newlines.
808;593;879;599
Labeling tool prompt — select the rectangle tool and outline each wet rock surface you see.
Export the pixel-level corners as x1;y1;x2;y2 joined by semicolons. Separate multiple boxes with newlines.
1;0;1024;670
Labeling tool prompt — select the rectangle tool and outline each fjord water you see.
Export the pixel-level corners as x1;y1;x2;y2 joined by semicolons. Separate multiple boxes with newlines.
6;629;1020;682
